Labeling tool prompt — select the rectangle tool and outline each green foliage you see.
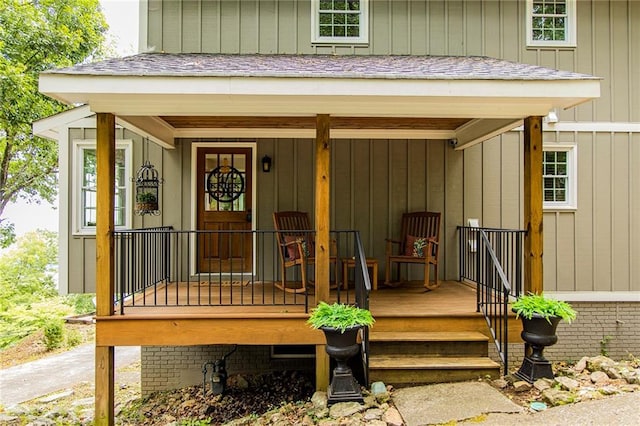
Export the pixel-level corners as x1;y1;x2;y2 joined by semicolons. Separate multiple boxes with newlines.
0;231;72;348
600;335;612;357
63;293;96;315
0;230;58;307
0;0;109;246
43;318;64;350
511;293;577;323
307;302;374;333
65;328;82;347
0;301;74;348
136;192;157;203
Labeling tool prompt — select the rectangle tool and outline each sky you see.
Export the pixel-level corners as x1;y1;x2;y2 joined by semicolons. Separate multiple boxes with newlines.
4;1;139;237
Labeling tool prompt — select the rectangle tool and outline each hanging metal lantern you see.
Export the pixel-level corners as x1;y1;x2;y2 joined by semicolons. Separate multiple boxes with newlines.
134;160;162;216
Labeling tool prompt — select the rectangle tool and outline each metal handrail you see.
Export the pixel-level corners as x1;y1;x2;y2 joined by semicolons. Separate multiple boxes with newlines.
458;226;525;374
353;231;371;386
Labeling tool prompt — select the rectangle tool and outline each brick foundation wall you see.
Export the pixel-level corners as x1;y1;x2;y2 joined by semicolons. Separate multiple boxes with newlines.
489;302;640;372
141;345;314;395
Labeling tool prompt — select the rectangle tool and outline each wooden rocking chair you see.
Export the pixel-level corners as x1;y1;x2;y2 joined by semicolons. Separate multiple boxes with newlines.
384;211;441;290
273;211;337;293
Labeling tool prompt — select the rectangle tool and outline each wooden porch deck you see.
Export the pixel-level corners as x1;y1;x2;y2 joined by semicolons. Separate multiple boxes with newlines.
116;280;480;317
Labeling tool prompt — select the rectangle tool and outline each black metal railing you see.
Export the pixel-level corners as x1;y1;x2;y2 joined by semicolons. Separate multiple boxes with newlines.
351;231;372;385
115;226;173;312
113;228;367;314
458;226;525;374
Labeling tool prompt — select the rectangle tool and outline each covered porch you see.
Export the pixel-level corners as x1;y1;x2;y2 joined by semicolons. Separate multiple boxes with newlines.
39;53;599;425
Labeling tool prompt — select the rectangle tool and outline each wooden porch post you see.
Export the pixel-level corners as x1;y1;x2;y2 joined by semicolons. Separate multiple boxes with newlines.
314;114;331;391
523;116;544;295
95;113;115;426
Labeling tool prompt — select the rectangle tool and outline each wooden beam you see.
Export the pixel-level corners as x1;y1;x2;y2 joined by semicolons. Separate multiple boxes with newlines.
316;345;330;391
523;116;544;294
454;118;523;150
160;116;470;130
314;114;332;392
117;115;176;149
315;114;331;305
95;346;114;426
95;317;325;346
96;113;115;317
95;113;115;426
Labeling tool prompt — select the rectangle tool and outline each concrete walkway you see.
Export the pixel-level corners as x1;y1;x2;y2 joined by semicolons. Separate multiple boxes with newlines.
392;382;640;426
0;344;139;406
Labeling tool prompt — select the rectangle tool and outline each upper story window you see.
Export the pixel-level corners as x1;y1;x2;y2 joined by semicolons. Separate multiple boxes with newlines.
311;0;369;45
73;140;132;234
543;144;577;210
526;0;576;47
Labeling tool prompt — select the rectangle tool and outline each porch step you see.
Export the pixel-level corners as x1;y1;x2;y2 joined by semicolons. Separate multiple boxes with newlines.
368;355;501;385
367;331;500;386
369;331;489;357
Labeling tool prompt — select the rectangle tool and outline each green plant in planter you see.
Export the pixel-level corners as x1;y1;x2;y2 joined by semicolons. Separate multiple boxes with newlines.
136;192;157;203
511;293;577;323
307;302;374;333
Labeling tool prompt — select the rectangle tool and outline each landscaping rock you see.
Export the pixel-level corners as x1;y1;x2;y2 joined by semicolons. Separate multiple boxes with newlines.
328;401;364;418
381;406;404;426
363;408;383;420
573;356;588;372
533;378;552;391
542;388;574;406
312;391;328;410
590;371;609;383
513;380;532;392
555;376;580;391
586;355;616;372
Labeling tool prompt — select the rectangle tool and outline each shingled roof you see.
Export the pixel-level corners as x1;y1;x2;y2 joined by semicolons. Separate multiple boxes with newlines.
45;53;597;81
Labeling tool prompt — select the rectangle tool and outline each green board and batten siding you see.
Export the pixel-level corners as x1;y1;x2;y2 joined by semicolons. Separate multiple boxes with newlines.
65;1;639;293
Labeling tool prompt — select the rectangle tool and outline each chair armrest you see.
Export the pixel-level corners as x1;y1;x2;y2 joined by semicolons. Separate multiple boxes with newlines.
385;238;402;256
427;237;439;258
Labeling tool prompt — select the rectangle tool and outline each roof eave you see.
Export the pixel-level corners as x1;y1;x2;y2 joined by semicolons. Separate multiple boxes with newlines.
39;74;600;119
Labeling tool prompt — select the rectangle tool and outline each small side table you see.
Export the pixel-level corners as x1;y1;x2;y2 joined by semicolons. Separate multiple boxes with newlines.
341;258;378;291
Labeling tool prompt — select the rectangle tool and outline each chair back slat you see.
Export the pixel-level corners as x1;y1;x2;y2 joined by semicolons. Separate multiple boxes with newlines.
400;212;441;246
273;211;312;237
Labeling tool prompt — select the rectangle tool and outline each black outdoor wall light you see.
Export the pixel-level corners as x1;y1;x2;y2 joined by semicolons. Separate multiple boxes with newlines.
262;155;272;172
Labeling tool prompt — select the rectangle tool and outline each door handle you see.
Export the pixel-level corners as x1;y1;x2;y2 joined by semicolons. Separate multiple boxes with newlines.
246;209;252;222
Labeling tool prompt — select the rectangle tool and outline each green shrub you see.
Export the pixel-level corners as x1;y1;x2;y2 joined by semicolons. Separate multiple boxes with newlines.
65;328;83;347
43;319;65;350
64;293;96;315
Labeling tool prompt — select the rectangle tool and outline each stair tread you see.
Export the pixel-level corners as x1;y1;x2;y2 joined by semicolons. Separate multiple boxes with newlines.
369;355;500;370
370;331;489;342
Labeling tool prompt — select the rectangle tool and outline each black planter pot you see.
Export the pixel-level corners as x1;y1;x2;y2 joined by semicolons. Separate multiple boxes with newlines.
321;326;364;405
515;313;561;383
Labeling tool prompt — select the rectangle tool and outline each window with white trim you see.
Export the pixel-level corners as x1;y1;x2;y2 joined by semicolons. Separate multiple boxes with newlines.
526;0;576;47
73;140;132;234
311;0;368;44
543;145;577;209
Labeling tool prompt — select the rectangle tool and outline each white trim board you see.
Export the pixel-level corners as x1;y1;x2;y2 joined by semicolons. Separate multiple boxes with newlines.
545;292;640;302
512;122;640;133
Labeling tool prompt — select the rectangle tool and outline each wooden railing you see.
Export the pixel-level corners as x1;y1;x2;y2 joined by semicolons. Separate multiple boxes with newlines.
458;226;525;374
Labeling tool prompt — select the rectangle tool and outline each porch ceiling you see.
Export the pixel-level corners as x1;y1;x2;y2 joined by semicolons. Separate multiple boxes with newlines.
39;53;600;149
